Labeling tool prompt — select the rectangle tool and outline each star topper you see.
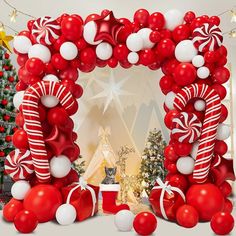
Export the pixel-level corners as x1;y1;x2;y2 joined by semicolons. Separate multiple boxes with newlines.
0;31;13;52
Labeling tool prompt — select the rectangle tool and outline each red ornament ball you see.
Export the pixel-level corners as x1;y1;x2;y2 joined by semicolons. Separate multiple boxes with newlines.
12;129;29;149
210;212;234;235
133;212;157;235
3;198;24;222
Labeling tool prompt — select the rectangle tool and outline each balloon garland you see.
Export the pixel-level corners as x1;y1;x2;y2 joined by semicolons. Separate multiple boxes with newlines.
3;8;235;234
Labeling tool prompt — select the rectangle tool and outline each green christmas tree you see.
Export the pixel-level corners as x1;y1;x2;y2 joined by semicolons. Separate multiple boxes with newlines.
140;128;167;195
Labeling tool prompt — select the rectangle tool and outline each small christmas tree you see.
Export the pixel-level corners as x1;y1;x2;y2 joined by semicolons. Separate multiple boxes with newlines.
140;129;167;195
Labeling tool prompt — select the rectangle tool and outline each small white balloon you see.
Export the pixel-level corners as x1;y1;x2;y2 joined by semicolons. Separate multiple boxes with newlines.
13;91;25;110
127;52;139;64
165;91;176;110
13;36;32;54
50;155;71;178
60;42;78;60
216;123;230;140
190;142;199;159
197;66;210;79
126;33;143;52
164;9;184;31
83;21;102;45
41;95;59;108
114;210;134;232
28;44;51;63
42;74;59;82
175;40;198;62
194;100;206;111
192;55;205;68
56;204;77;226
11;180;31;200
176;156;195;175
137;28;155;49
96;42;113;60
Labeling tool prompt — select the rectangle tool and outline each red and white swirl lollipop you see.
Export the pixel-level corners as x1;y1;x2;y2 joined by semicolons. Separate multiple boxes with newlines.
171;112;202;143
192;23;223;52
32;16;61;45
4;149;34;181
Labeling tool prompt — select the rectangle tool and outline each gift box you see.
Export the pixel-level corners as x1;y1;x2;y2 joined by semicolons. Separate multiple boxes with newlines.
61;179;99;221
149;178;185;221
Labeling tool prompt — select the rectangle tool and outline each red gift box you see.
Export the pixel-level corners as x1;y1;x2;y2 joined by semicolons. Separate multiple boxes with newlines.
61;179;99;221
149;178;185;221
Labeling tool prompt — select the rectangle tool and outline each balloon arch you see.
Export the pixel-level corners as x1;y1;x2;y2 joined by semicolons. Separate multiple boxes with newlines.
4;8;235;232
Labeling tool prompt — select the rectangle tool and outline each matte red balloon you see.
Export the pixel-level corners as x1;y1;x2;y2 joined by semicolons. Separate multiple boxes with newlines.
3;198;24;222
148;12;165;30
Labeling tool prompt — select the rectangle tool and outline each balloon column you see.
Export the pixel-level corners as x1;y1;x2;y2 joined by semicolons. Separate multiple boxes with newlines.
2;8;235;234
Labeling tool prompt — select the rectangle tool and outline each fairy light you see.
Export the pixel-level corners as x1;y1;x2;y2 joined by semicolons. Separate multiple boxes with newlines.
9;9;18;23
229;30;236;38
230;10;236;23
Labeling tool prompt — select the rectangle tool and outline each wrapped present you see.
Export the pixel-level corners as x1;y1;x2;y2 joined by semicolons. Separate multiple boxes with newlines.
61;178;99;221
149;178;185;221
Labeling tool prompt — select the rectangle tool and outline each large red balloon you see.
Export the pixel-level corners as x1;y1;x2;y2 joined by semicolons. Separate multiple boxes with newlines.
3;198;24;222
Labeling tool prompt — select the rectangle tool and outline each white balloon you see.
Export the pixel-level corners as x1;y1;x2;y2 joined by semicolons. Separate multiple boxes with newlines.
50;155;71;178
13;91;25;110
83;21;102;45
96;42;113;60
175;40;198;62
216;123;230;140
56;204;77;226
114;210;134;232
194;100;206;111
164;9;184;31
197;66;210;79
126;33;143;52
60;42;78;60
11;180;31;200
43;74;59;82
41;95;59;108
176;156;195;175
13;36;32;54
127;52;139;64
190;142;199;159
137;28;155;49
28;44;51;63
192;55;205;68
165;91;176;110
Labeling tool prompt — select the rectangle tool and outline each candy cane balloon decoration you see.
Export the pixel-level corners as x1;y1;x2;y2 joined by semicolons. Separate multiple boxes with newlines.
22;81;76;183
174;84;222;183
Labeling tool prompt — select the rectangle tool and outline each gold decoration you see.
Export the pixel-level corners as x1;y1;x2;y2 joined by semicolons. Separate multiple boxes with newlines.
9;9;18;23
230;10;236;23
229;30;236;38
0;31;13;52
0;23;4;32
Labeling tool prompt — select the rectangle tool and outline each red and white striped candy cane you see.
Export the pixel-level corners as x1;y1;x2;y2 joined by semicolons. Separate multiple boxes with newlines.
174;83;221;183
22;81;76;183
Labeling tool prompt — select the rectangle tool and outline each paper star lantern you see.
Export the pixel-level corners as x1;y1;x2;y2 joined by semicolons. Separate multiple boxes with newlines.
0;31;14;52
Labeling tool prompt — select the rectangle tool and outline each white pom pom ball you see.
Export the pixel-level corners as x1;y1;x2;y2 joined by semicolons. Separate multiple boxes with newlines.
164;9;184;31
96;42;113;60
11;180;31;200
216;123;230;140
56;204;77;226
126;33;143;52
197;66;210;79
60;42;78;60
28;44;51;63
41;95;59;108
127;52;139;64
50;155;71;178
176;156;195;175
13;91;25;110
114;210;134;232
42;74;59;82
13;36;32;54
137;28;155;49
192;55;205;68
83;21;102;45
190;142;199;159
165;91;176;110
194;100;206;111
175;40;198;62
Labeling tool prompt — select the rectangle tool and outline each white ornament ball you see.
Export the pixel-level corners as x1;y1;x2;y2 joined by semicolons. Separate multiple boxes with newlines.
50;155;71;178
194;100;206;111
96;42;113;60
176;156;195;175
13;91;25;110
56;204;77;226
164;9;184;31
13;36;32;54
126;33;143;52
83;21;102;45
60;42;78;60
28;44;51;63
127;52;139;64
190;142;199;159
192;55;205;68
197;66;210;79
216;123;230;140
114;210;134;232
41;95;59;108
137;28;155;49
175;40;198;62
42;74;59;82
165;91;176;110
11;180;31;200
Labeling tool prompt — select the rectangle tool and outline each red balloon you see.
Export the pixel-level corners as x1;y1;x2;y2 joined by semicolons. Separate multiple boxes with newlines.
184;11;196;24
219;181;232;198
212;67;230;84
53;35;66;51
44;63;57;75
149;31;161;43
210;212;234;235
219;104;228;123
133;9;150;26
164;145;178;161
174;141;192;156
24;184;62;223
47;107;69;126
28;75;41;86
85;13;100;23
217;45;227;57
167;163;178;174
15;113;24;127
165;173;189;192
223;198;233;213
63;144;80;162
190;16;208;31
214;140;228;156
204;51;216;63
51;53;69;70
66;100;78;116
14;210;38;234
211;84;226;100
216;56;227;67
156;39;175;58
59;67;79;81
139;49;155;66
159;75;174;93
164;110;179;129
61;79;75;94
12;129;29;149
25;58;45;76
148;12;165;30
173;63;197;86
209;16;220;26
113;44;129;61
3;198;24;222
186;184;224;221
172;25;191;42
18;66;31;84
75;38;87;50
176;204;199;228
108;57;118;68
27;20;35;31
17;54;28;66
133;212;157;235
16;81;28;91
161;58;179;76
72;84;83;99
160;29;172;39
80;47;96;65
